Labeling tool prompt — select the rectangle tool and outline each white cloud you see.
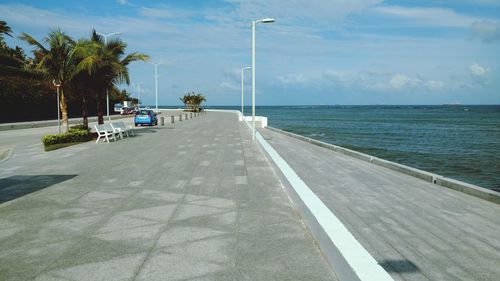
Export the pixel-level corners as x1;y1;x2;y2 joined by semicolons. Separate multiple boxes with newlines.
139;6;196;19
389;74;422;90
225;0;381;26
469;63;488;77
1;2;498;104
277;74;309;85
426;80;445;91
372;6;479;27
470;21;500;43
219;81;239;91
385;74;447;92
116;0;136;6
139;7;172;18
463;0;500;6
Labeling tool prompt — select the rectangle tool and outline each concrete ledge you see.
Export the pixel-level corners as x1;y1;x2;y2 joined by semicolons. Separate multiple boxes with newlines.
436;177;500;204
254;130;394;281
267;126;500;205
0;115;130;131
242;116;267;128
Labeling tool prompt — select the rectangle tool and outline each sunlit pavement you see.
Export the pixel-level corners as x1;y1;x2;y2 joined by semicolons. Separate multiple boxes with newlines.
0;111;337;281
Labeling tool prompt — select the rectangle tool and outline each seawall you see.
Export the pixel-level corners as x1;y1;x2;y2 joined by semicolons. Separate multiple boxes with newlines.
266;126;500;205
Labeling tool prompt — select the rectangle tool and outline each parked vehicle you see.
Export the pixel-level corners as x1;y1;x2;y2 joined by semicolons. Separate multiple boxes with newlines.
134;109;158;126
120;107;135;115
115;101;135;113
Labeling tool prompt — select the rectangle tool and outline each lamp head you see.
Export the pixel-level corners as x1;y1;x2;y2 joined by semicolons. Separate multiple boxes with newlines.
260;18;275;23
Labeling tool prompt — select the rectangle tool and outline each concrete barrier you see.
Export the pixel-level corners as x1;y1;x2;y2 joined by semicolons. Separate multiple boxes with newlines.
253;127;394;281
267;126;500;205
0;115;131;131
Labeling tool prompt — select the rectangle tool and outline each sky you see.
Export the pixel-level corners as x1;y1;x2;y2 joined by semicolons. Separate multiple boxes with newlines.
1;0;500;106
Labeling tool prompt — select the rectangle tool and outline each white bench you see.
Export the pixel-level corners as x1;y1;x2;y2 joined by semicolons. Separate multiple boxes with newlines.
111;121;135;139
104;123;121;140
94;124;116;143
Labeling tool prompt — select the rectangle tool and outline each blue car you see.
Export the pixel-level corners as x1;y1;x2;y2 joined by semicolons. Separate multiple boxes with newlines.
134;109;158;126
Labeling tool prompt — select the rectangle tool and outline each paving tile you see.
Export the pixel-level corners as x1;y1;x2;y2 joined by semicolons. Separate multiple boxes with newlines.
0;111;337;281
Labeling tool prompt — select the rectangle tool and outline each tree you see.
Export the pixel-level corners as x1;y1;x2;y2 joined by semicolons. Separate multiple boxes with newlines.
75;30;148;124
0;20;13;48
0;21;12;37
20;30;77;132
179;92;206;112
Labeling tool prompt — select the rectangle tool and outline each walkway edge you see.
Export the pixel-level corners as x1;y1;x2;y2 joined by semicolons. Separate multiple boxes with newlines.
237;115;394;281
266;126;500;205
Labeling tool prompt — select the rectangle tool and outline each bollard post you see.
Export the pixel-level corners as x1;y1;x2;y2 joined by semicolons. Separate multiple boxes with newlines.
160;117;164;126
190;112;193;119
171;115;174;123
185;113;188;120
179;114;182;121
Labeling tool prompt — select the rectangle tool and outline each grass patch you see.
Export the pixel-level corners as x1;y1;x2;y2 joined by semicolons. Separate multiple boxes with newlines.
44;141;90;151
42;124;94;151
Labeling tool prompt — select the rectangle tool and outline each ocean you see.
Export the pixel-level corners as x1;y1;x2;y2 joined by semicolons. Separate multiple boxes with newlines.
169;105;500;191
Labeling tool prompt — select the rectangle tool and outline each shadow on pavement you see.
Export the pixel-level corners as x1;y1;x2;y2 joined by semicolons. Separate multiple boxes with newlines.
0;174;77;204
379;259;420;274
133;127;161;135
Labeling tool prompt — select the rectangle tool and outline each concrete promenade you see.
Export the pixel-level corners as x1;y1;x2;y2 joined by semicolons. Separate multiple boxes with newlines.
0;111;337;281
260;127;500;281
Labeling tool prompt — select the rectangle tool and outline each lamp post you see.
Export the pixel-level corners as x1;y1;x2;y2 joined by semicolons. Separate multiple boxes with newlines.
136;83;141;109
52;80;61;134
149;62;161;111
241;66;252;117
252;18;275;140
96;31;121;121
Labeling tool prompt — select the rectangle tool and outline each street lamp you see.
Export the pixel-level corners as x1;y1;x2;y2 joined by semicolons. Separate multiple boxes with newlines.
52;80;61;134
252;18;274;140
149;62;161;111
96;31;122;121
136;83;141;109
241;66;251;117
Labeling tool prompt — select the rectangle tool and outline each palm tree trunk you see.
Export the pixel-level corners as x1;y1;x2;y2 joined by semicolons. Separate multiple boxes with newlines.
60;89;69;132
97;96;104;125
82;95;88;129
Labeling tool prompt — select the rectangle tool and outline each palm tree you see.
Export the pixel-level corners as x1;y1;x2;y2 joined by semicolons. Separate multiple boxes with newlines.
19;29;76;132
0;20;13;42
75;30;148;124
192;93;206;112
180;92;206;112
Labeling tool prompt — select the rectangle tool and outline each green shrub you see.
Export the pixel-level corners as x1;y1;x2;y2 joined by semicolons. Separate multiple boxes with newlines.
42;125;92;146
69;124;89;132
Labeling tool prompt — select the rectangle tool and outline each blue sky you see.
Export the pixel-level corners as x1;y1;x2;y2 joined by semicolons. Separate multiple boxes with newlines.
1;0;499;105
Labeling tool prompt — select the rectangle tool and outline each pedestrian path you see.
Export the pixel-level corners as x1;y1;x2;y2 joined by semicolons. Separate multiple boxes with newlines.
260;127;500;281
0;112;337;281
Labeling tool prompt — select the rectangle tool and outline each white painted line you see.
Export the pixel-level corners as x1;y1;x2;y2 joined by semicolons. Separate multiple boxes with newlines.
255;130;394;281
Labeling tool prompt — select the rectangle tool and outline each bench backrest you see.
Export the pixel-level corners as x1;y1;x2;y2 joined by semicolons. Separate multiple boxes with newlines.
112;122;127;130
95;124;107;133
103;123;114;132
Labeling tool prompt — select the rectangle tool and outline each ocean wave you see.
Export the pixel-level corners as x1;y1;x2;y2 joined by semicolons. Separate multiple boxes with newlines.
308;133;326;137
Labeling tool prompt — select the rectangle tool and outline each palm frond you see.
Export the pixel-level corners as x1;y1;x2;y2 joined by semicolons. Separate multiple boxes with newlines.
19;33;47;53
121;52;149;66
